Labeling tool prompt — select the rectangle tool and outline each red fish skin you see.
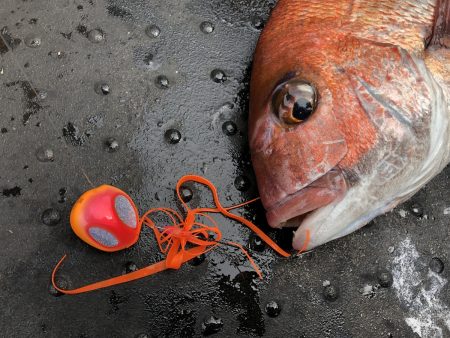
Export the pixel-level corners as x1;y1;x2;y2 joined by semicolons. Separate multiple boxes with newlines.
249;24;379;212
250;0;443;168
249;0;450;248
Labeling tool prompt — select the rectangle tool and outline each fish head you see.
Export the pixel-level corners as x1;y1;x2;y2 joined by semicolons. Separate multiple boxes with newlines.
249;20;445;250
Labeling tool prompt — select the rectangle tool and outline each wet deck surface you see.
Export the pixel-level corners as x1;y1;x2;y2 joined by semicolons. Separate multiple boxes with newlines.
1;1;449;337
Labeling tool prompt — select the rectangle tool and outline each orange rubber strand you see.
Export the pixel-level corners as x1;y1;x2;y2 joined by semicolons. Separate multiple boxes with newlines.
51;174;311;294
176;175;291;257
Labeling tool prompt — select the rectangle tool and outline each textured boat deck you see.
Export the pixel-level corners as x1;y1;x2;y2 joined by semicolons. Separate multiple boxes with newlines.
1;0;449;337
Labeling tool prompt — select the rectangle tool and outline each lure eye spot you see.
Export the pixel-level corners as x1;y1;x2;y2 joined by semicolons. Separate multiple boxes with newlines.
88;227;119;247
272;80;317;124
114;195;138;229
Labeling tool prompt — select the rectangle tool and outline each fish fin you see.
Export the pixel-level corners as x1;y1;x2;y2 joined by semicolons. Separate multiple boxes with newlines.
428;0;450;48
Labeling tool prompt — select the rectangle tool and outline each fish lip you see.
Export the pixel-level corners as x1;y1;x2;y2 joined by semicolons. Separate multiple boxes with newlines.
265;169;347;228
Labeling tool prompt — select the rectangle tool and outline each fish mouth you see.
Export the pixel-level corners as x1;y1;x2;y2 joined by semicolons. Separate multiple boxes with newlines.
265;169;347;228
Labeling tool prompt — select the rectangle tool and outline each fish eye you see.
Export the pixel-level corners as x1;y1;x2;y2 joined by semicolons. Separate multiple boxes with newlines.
272;80;317;124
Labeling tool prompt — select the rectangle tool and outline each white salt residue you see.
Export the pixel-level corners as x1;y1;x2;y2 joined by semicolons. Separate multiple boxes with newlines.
392;238;421;303
398;209;407;218
404;271;450;338
209;103;234;129
392;238;450;337
360;284;375;297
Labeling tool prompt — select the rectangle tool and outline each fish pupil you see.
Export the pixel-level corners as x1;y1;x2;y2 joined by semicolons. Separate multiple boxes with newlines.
292;98;313;121
273;80;317;124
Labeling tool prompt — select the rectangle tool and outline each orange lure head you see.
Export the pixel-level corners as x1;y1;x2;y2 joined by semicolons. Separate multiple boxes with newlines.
249;1;447;250
70;185;141;252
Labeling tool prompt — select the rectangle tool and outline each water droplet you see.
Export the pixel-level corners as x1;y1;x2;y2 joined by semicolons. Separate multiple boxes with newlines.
377;270;393;288
41;208;61;226
189;254;205;266
202;316;223;335
234;175;250;191
58;188;67;203
143;52;154;66
95;82;110;95
429;257;444;274
37;90;48;100
106;138;119;152
88;29;105;43
265;301;281;317
323;284;339;301
222;121;237;136
251;17;264;30
49;50;65;59
25;35;41;48
249;234;265;252
36;147;54;162
145;25;161;38
124;261;138;274
211;69;227;83
165;129;181;144
155;75;169;89
134;334;149;338
179;186;193;202
200;21;214;34
410;204;423;217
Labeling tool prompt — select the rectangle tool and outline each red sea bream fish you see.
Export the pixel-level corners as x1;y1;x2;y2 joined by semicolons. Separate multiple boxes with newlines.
249;0;450;250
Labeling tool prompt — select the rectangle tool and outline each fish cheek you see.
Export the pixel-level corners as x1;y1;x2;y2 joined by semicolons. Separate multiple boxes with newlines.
250;100;348;208
344;45;433;185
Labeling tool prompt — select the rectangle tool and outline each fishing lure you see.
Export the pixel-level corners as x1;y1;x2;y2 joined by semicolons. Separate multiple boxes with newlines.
51;175;310;294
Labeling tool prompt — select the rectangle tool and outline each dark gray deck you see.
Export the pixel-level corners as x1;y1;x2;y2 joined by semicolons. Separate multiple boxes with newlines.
1;1;449;337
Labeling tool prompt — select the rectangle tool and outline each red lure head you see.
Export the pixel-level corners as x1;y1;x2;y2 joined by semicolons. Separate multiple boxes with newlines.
70;185;140;252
